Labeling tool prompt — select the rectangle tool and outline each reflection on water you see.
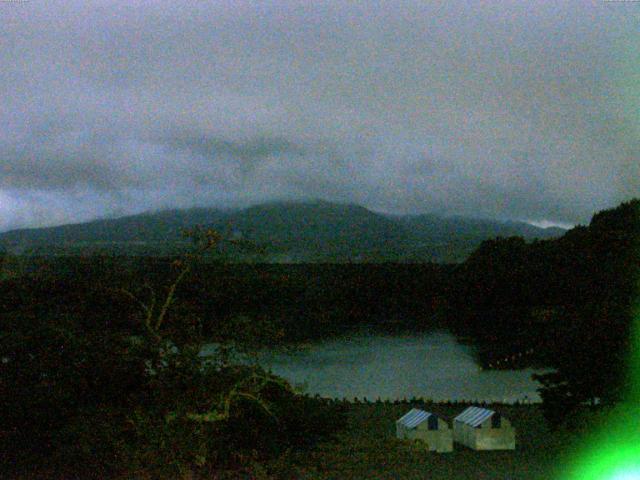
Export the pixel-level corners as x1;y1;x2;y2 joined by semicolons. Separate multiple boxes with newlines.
251;332;546;403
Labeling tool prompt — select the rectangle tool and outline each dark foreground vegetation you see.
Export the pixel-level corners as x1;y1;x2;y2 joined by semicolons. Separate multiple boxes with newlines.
263;399;601;480
4;397;610;479
0;230;349;479
0;199;637;478
447;199;639;426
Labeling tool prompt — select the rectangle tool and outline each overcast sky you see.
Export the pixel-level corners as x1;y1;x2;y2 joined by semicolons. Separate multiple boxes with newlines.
0;0;638;231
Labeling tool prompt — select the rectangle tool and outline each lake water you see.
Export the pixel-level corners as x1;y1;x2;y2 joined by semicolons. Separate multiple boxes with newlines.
204;331;547;403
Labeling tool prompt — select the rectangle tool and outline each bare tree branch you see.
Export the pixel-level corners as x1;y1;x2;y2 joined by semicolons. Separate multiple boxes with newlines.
155;264;191;332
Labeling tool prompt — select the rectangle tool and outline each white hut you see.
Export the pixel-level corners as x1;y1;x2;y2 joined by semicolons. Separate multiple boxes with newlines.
453;406;515;450
396;408;453;453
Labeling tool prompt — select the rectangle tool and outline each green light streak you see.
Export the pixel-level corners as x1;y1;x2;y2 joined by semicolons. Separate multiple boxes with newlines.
611;471;640;480
561;276;640;479
563;420;640;480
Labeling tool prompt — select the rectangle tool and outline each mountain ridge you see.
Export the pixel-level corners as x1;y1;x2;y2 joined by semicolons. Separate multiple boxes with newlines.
0;200;566;262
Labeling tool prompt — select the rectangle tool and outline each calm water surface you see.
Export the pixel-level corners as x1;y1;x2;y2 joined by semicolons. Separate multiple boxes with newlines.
205;331;546;403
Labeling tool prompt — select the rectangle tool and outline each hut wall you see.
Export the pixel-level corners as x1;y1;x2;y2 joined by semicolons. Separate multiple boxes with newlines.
397;418;453;452
453;422;475;449
453;418;515;450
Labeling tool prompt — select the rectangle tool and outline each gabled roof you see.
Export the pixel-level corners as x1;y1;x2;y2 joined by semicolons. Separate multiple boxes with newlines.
396;408;434;429
454;406;495;427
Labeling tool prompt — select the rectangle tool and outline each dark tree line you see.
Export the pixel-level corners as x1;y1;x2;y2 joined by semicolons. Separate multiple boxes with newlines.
446;199;639;425
0;232;347;479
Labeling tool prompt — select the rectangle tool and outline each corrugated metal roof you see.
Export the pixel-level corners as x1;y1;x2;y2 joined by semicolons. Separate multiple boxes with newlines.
396;408;433;429
454;406;495;427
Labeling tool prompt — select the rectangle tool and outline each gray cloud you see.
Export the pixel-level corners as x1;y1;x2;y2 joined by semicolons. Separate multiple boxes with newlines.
0;0;638;231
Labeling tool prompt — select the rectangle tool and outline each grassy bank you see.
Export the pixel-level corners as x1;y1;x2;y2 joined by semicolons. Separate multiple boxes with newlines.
269;400;583;480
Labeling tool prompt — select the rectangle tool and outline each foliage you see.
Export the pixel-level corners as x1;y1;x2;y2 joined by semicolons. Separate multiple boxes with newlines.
448;199;640;426
0;227;346;478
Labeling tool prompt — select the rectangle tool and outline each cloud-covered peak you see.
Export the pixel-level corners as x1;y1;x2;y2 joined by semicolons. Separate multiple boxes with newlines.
0;0;638;231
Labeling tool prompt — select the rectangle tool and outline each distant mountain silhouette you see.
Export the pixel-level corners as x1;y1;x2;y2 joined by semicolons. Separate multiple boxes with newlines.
0;200;565;262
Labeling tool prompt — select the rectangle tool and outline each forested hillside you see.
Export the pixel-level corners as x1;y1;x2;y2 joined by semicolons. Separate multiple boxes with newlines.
447;199;639;423
0;200;564;262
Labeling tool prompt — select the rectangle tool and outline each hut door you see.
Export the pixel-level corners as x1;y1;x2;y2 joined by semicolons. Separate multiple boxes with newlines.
428;415;438;431
491;413;501;428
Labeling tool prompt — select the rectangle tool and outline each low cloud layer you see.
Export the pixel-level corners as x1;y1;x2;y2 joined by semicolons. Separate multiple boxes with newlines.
0;0;638;231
